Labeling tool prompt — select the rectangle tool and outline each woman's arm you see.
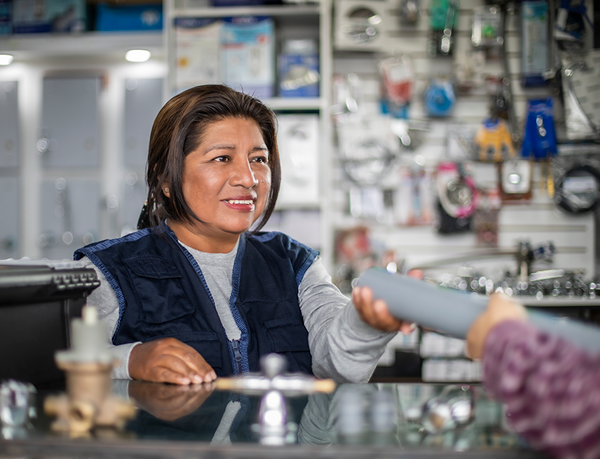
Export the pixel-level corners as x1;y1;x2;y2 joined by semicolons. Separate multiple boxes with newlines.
467;294;600;458
80;257;137;379
484;320;600;458
298;257;401;383
81;257;215;384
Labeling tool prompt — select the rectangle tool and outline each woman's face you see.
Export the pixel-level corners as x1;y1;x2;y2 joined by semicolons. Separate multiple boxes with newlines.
172;117;271;250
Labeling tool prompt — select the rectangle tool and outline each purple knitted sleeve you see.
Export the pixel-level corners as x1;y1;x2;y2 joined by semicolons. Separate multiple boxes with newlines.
483;320;600;459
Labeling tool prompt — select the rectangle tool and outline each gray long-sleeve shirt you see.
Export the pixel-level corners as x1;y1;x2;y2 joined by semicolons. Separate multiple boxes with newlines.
81;238;396;383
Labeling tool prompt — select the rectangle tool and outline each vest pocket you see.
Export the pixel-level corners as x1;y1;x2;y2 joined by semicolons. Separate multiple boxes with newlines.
264;317;311;353
124;257;195;324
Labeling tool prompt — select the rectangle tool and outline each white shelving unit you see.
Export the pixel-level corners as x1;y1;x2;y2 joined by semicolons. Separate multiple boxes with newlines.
0;30;168;260
0;6;337;267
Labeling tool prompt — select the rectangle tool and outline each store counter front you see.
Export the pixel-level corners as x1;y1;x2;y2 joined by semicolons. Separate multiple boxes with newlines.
0;380;548;459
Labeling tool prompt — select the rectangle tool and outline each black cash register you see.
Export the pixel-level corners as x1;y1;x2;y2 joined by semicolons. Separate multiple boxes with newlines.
0;262;100;388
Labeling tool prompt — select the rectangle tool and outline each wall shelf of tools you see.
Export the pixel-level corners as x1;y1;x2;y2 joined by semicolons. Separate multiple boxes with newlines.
328;0;598;296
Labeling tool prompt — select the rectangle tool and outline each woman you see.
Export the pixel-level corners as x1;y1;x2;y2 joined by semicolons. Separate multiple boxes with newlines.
466;294;600;458
76;85;410;385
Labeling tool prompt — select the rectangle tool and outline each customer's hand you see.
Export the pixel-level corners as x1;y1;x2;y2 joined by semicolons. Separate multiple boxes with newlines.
352;286;416;334
466;293;527;360
128;380;214;421
129;338;217;385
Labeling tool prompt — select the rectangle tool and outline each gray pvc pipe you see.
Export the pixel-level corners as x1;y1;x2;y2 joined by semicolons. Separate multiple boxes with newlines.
358;268;600;354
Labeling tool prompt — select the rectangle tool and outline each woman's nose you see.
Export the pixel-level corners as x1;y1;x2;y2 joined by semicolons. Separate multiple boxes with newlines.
230;158;257;187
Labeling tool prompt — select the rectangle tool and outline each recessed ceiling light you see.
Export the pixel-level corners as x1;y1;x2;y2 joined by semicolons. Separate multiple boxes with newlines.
125;49;151;63
0;54;14;65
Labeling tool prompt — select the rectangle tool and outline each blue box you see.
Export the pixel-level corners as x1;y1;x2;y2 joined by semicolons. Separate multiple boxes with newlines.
277;40;319;98
0;0;11;35
12;0;86;34
95;4;163;32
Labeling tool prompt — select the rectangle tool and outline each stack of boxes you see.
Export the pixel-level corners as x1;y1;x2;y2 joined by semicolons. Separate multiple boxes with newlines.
11;0;86;33
0;0;11;35
0;1;319;100
175;15;319;98
0;0;164;35
94;2;163;32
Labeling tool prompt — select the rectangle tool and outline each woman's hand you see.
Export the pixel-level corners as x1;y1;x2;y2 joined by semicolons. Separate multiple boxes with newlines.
465;293;527;360
352;286;416;334
128;380;214;421
129;338;217;385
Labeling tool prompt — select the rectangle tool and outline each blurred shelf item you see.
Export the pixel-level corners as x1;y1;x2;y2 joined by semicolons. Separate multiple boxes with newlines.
264;97;324;111
0;31;164;60
520;297;600;307
170;4;320;17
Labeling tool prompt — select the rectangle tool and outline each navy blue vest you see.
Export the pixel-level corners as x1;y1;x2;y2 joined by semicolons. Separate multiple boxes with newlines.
74;225;318;377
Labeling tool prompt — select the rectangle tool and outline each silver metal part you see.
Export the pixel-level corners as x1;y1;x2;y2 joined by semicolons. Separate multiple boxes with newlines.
255;390;297;445
0;380;36;428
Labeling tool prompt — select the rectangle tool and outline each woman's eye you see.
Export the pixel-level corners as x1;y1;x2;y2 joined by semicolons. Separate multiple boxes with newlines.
214;155;230;162
252;156;268;164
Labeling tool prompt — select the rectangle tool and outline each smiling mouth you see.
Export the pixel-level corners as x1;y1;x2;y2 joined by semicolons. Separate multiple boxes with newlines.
225;199;254;205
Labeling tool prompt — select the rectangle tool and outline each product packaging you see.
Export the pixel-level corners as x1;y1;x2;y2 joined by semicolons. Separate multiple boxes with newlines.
95;4;162;32
521;0;549;87
175;17;222;92
220;16;275;99
521;97;557;160
278;39;319;98
12;0;86;33
0;0;11;35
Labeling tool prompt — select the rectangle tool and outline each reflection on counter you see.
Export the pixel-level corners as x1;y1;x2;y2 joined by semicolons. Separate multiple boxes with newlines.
0;380;535;456
127;382;527;452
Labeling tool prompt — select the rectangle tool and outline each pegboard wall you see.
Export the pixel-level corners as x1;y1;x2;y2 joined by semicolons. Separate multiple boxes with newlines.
329;0;598;282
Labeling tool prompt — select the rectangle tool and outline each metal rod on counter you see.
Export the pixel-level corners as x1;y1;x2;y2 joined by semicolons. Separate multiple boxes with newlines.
214;375;336;395
409;249;518;270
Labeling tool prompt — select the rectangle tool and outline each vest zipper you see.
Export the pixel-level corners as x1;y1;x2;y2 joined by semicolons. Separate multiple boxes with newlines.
231;339;243;375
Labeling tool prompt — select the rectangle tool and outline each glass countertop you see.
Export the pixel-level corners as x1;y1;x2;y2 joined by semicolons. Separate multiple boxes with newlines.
0;381;547;458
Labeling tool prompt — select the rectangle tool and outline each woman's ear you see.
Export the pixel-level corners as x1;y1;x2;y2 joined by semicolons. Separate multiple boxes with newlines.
162;183;171;198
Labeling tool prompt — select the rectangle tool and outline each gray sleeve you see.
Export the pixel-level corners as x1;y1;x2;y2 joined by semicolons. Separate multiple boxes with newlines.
80;257;140;380
298;256;397;383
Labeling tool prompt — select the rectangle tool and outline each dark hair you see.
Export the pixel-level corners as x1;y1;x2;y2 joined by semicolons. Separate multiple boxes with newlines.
138;84;281;233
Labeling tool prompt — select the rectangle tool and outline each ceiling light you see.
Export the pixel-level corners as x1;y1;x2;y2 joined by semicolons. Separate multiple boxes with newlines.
125;49;151;63
0;54;14;65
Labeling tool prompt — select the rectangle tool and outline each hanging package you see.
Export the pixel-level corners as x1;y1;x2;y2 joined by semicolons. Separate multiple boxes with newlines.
474;118;515;162
553;154;600;214
471;5;503;48
428;0;458;56
399;0;420;24
521;0;549;87
555;0;592;44
561;50;600;140
498;159;533;200
435;162;477;234
423;77;455;117
379;54;415;117
521;98;558;160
